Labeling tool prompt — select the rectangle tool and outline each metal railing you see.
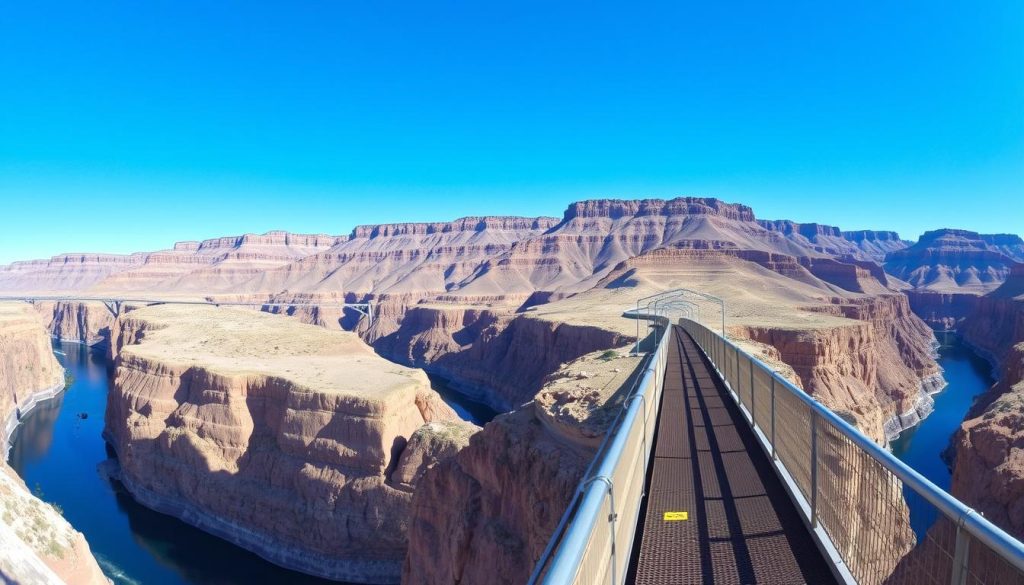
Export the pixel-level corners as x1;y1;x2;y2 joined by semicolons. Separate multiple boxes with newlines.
529;294;698;585
683;318;1024;585
531;287;1024;585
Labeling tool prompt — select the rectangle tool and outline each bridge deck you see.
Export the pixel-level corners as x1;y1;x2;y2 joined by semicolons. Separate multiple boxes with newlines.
628;326;837;584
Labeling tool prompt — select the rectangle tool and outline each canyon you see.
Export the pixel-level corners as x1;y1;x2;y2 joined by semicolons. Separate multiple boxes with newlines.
0;303;108;585
948;264;1024;538
104;304;475;583
2;195;1018;584
885;229;1024;330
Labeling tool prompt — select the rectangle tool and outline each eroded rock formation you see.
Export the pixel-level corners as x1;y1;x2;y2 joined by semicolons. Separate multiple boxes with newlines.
0;303;108;585
0;196;958;583
403;348;640;585
105;305;476;583
948;266;1024;539
886;229;1024;329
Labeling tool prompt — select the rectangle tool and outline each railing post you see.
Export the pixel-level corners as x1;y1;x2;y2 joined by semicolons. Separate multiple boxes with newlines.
607;484;618;585
750;359;756;428
810;411;819;528
735;347;741;403
770;376;777;460
951;515;972;585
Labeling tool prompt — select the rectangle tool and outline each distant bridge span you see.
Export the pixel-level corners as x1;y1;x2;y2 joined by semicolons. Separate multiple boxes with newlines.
0;295;373;324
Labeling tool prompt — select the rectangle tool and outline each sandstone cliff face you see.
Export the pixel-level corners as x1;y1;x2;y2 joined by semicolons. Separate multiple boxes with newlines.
105;305;475;583
948;269;1024;539
32;301;116;346
949;343;1024;537
402;348;639;585
738;294;941;443
904;290;980;331
0;303;108;585
372;305;631;411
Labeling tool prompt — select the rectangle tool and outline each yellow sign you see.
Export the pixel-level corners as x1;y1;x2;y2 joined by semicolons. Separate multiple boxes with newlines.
663;511;689;521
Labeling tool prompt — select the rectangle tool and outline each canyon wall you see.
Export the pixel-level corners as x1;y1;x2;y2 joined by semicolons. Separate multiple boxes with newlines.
105;305;476;584
403;348;639;585
0;303;108;585
371;304;632;411
32;301;116;346
948;267;1024;539
738;294;941;443
949;343;1024;537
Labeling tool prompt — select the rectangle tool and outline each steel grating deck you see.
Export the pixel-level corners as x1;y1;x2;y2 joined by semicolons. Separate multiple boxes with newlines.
627;326;838;584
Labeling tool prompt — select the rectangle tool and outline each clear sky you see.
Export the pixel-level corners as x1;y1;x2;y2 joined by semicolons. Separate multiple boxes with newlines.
1;1;1022;263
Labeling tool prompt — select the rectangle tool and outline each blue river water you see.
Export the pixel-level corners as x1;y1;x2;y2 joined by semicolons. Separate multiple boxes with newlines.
7;340;497;585
889;331;995;538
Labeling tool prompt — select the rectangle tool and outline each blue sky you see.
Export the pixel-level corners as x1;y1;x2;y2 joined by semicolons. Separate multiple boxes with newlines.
1;1;1022;263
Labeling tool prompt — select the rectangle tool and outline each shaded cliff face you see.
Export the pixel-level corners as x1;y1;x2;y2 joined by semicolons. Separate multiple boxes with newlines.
948;269;1024;539
0;303;108;585
31;301;116;346
371;304;631;411
949;343;1024;536
740;294;942;442
105;305;476;584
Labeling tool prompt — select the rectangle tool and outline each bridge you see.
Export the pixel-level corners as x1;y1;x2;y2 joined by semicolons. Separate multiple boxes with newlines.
0;295;374;324
531;289;1024;585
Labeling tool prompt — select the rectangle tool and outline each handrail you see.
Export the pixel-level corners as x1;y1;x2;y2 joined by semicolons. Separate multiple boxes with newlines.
682;318;1024;583
529;300;686;584
532;290;1024;585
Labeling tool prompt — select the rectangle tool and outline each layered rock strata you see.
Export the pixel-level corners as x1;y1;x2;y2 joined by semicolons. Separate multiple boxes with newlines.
32;301;116;346
738;294;943;442
949;343;1024;537
948;267;1024;539
104;305;475;583
0;303;108;585
886;229;1024;328
403;348;640;585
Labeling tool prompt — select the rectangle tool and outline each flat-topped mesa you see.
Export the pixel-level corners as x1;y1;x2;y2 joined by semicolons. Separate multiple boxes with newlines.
561;196;756;222
905;229;1024;259
350;216;560;239
885;228;1023;297
104;305;474;583
189;231;348;253
0;303;108;585
841;229;904;243
758;219;842;238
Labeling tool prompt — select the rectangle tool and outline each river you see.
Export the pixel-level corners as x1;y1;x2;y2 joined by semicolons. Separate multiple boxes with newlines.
7;340;496;585
890;331;995;538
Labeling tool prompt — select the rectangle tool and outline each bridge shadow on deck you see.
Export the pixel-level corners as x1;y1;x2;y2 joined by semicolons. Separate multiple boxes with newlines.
627;326;837;585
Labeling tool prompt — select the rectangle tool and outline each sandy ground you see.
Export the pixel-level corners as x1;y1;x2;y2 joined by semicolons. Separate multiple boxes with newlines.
119;304;428;399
